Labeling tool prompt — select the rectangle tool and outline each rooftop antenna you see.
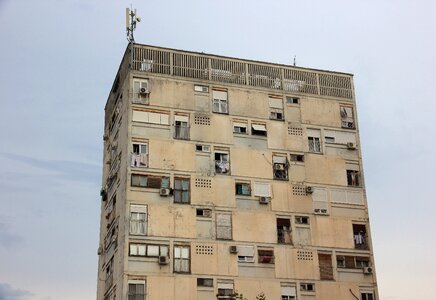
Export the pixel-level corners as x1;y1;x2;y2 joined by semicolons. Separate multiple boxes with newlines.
126;7;141;44
293;55;297;66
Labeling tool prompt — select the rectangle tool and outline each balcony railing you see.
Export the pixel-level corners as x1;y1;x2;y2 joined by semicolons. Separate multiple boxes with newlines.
130;44;354;99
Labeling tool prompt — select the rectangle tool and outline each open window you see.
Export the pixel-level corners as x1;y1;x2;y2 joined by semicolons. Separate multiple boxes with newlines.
286;96;300;105
353;224;368;250
215;149;230;174
258;248;274;264
336;255;370;269
237;245;254;262
174;245;190;273
277;218;292;244
273;154;289;180
340;105;355;129
235;181;251;196
212;89;228;114
131;174;169;189
233;121;248;134
174;114;190;140
251;123;267;137
290;153;304;162
174;177;190;204
269;96;284;120
295;216;309;225
307;129;321;153
129;205;147;235
360;290;375;300
131;142;148;167
197;278;213;287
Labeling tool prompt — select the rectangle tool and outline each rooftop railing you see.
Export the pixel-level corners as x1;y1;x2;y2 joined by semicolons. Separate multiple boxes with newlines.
130;44;354;99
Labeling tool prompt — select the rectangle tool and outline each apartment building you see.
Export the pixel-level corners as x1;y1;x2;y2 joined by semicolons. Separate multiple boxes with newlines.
97;43;378;300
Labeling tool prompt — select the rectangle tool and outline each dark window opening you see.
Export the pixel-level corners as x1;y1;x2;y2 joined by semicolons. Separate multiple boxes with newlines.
277;218;292;244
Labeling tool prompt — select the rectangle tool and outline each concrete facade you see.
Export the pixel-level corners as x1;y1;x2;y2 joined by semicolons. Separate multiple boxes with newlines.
97;44;378;300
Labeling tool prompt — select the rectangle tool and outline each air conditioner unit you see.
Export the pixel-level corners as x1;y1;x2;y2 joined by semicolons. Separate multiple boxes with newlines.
259;196;270;204
158;256;169;265
202;209;212;218
363;266;373;274
306;186;314;194
229;246;238;254
97;246;103;255
139;87;149;95
103;134;109;141
105;213;110;220
159;188;170;196
314;208;328;215
139;81;149;95
347;142;356;150
274;164;285;170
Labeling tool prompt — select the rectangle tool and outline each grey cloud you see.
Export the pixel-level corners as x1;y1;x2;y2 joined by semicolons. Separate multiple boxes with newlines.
0;283;32;300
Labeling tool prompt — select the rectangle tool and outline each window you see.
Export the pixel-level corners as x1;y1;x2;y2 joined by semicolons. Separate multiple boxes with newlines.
290;154;304;162
273;155;289;180
233;121;247;134
174;177;190;204
325;136;335;144
286;96;300;105
281;286;296;300
174;115;190;140
212;90;228;114
132;109;169;125
361;291;375;300
216;213;232;240
195;144;210;152
131;142;148;167
307;129;321;153
235;182;251;196
318;253;334;280
197;278;213;287
174;245;190;273
277;218;292;244
194;85;209;93
237;246;254;262
347;170;360;186
295;216;309;225
129;244;169;257
131;174;169;189
133;79;150;104
251;123;267;136
337;255;370;269
258;249;274;263
353;224;368;249
269;96;284;120
128;280;146;300
217;282;234;299
196;208;212;217
215;150;230;174
300;283;315;292
340;105;355;129
130;205;147;235
254;182;272;198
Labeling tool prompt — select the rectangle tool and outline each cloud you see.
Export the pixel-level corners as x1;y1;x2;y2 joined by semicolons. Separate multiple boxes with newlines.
0;283;32;300
0;223;22;249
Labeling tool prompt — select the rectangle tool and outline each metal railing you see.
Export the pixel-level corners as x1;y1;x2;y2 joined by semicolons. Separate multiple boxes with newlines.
131;44;354;99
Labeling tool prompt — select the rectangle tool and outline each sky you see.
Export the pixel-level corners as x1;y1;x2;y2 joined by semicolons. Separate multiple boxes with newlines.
0;0;435;299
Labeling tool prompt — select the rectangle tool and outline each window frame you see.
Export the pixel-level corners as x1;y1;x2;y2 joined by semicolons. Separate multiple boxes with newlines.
216;212;233;240
174;177;190;204
235;181;251;196
129;205;148;235
128;280;146;300
212;90;229;114
173;245;191;273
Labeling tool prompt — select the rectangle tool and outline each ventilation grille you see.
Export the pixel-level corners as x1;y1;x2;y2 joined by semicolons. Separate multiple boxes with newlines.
288;126;303;136
195;178;212;188
293;185;307;196
194;115;211;125
196;245;214;255
297;250;313;261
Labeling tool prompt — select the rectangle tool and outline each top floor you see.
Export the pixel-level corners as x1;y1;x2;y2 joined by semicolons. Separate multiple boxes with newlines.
107;44;355;110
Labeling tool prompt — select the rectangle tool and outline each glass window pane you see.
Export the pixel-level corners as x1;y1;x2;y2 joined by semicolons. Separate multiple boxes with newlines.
174;247;181;258
160;246;168;257
147;245;159;256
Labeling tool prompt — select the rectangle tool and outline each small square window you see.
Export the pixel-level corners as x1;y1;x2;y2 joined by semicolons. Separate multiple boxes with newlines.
235;182;251;196
295;216;309;225
197;278;213;287
325;136;335;144
286;96;300;104
290;154;304;162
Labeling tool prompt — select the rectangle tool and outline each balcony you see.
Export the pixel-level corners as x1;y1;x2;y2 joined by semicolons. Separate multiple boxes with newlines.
129;44;354;100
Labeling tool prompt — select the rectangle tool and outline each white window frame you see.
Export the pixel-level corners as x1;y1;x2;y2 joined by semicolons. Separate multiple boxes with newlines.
131;142;148;167
130;205;147;235
128;280;146;300
212;90;228;114
216;213;232;240
307;129;322;153
174;245;190;273
237;245;255;263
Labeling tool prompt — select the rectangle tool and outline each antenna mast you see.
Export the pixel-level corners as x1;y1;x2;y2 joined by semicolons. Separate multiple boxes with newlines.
126;7;141;44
